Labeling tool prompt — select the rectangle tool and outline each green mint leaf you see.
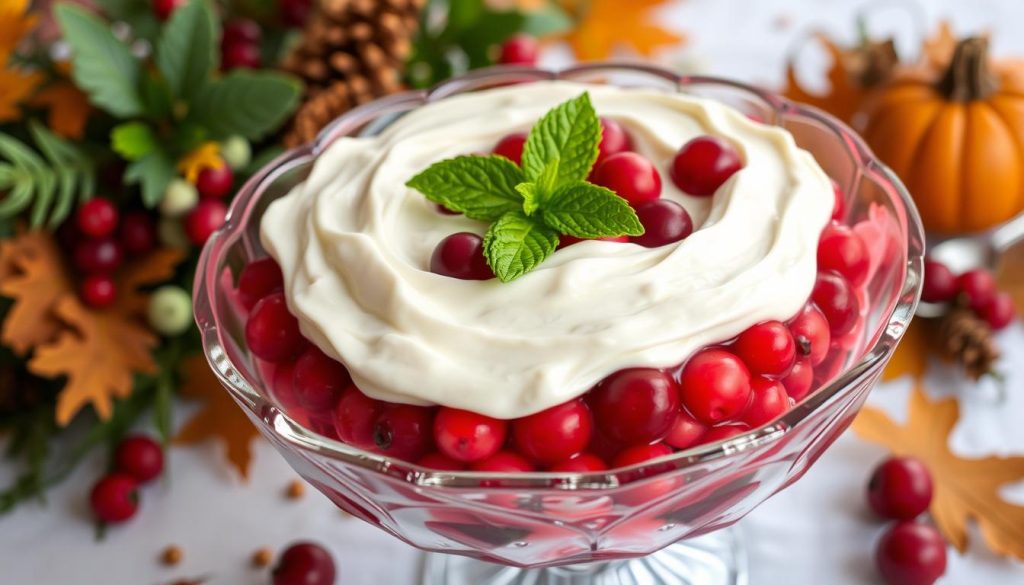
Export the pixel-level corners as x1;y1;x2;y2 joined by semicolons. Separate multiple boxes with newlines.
156;0;218;101
188;71;301;141
540;182;644;238
56;5;144;118
406;155;525;221
516;182;539;215
521;92;600;185
483;212;560;282
125;150;176;208
111;123;157;161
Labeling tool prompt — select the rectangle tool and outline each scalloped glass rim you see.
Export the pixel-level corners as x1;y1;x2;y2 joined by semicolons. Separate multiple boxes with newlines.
193;62;925;490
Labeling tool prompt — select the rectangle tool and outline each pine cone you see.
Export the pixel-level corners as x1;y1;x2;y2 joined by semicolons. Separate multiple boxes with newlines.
282;0;424;147
938;307;1001;380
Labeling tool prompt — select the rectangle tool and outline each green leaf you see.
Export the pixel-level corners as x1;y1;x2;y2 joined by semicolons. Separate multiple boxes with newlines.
406;155;525;221
55;5;144;118
540;182;644;238
95;0;161;41
156;0;218;101
516;182;539;215
459;10;525;68
140;72;174;119
522;92;601;185
111;123;157;161
522;4;574;36
483;212;559;282
125;151;176;208
188;71;301;141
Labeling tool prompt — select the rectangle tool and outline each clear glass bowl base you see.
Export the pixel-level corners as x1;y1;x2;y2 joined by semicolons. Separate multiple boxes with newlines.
421;528;747;585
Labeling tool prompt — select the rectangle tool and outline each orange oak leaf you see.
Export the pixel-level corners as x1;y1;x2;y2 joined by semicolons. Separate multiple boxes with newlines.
563;0;684;61
0;66;43;124
29;82;91;139
28;248;185;425
174;355;260;479
177;142;224;184
0;230;73;356
0;0;37;63
853;386;1024;558
881;319;933;382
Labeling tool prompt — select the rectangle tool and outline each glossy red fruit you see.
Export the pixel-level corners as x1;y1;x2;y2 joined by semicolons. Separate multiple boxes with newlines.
813;271;860;336
90;473;139;523
372;404;435;461
979;292;1015;331
293;346;351;412
592;152;661;207
77;198;119;238
788;305;831;366
612;443;673;468
430;232;492;280
781;358;814;401
196;163;234;199
956;268;997;312
679;349;752;425
817;223;870;287
152;0;184;21
245;292;303;362
184;199;227;246
512;399;593;466
875;522;947;585
631;199;693;248
920;259;957;303
333;386;384;450
223;19;261;47
867;456;934;520
280;0;312;27
700;423;749;444
434;408;508;463
74;238;124;274
831;181;846;221
273;541;336;585
493;133;527;165
417;452;466;471
741;377;790;427
80;274;117;308
670;136;743;196
590;368;679;446
664;410;707;450
733;320;796;377
222;41;261;69
114;435;164;483
597;118;633;164
498;34;539;65
470;451;535;472
118;211;157;256
550;453;608;473
239;257;285;310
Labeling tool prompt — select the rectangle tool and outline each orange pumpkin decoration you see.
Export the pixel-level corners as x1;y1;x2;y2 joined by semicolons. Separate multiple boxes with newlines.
861;38;1024;234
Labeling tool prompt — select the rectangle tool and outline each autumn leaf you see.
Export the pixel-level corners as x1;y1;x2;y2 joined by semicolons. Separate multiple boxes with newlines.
0;231;73;356
177;142;224;184
175;355;259;479
0;0;37;63
0;66;43;124
562;0;684;61
853;386;1024;558
29;82;92;140
995;239;1024;316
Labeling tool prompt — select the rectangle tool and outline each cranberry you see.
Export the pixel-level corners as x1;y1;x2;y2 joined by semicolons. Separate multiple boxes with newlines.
920;259;957;303
875;522;947;585
612;443;673;468
293;346;350;412
436;203;459;215
596;118;633;164
430;233;492;280
813;271;860;336
470;451;535;472
679;349;752;425
195;163;234;199
664;410;707;450
831;181;846;221
434;408;507;463
118;211;157;256
733;320;796;377
781;358;814;401
239;257;285;310
631;199;693;248
245;292;303;362
90;473;139;523
273;541;336;585
222;40;261;69
956;268;997;312
333;386;384;450
741;377;790;427
493;133;527;165
498;34;539;65
867;456;933;520
788;305;831;366
371;404;435;461
271;360;301;411
74;238;124;274
80;274;117;308
512;399;592;465
979;292;1015;331
550;453;608;473
114;435;164;483
223;19;261;47
700;423;750;444
817;223;870;287
592;152;661;207
184;199;227;246
670;136;743;196
77;198;118;238
152;0;184;21
417;452;466;471
590;368;679;445
280;0;312;27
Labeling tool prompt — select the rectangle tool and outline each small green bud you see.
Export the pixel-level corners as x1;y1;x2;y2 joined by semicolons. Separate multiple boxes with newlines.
148;286;193;336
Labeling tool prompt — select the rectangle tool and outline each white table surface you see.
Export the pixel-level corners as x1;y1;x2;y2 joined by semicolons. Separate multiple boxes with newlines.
5;1;1024;583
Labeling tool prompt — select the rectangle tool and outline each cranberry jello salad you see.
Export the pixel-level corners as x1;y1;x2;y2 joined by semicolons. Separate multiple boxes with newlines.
241;81;867;471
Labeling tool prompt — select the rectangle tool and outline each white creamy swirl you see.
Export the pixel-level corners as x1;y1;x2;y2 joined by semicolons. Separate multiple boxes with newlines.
260;81;833;419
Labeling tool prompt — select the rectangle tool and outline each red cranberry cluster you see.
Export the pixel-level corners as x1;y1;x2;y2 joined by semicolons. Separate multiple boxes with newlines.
221;19;263;70
867;456;947;585
89;435;164;524
922;260;1015;331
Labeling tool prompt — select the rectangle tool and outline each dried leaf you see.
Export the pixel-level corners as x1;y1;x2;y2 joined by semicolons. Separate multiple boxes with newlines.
0;0;37;63
29;82;92;140
921;21;960;70
853;386;1024;558
174;356;259;479
563;0;684;61
0;66;43;124
995;239;1024;316
0;231;73;356
176;141;224;184
881;319;933;382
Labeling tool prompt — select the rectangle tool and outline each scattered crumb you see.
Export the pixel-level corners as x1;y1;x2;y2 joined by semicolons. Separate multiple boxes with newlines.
161;545;184;566
285;479;306;500
252;547;274;568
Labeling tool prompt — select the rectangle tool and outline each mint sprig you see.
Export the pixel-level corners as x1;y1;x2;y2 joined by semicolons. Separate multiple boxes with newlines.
405;92;644;282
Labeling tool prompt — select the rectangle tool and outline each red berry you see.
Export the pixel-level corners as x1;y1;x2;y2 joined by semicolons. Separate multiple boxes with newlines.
670;136;743;196
90;473;139;523
77;198;119;238
417;452;465;471
118;211;157;256
612;443;673;468
74;238;124;274
293;346;351;412
733;320;796;377
245;292;303;362
592;152;661;207
867;456;934;520
152;0;184;21
469;451;535;472
817;223;870;287
184;199;227;246
434;408;507;463
493;133;527;165
812;271;860;336
920;259;957;303
498;34;539;65
80;274;117;308
740;377;790;427
223;19;261;47
679;349;752;425
222;40;261;70
831;181;846;221
273;541;336;585
333;386;384;450
372;404;436;461
590;368;679;445
239;258;285;310
430;232;492;280
550;453;608;473
512;399;593;466
781;358;814;401
631;199;693;248
700;423;750;444
956;268;997;313
280;0;313;27
114;435;164;483
664;410;707;450
875;522;947;585
979;292;1015;331
196;163;234;199
596;118;633;165
436;203;459;215
788;305;831;366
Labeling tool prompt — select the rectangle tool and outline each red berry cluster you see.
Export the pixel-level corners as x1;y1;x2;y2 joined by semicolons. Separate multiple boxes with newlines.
186;161;232;246
273;541;336;585
498;35;540;66
89;435;164;524
922;259;1015;331
221;19;262;71
866;456;947;585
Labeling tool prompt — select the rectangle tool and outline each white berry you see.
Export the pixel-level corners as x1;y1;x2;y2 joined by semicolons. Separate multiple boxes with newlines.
220;135;252;170
148;286;193;336
159;179;199;217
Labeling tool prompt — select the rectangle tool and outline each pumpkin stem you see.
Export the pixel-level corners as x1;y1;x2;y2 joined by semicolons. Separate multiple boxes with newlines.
938;37;999;101
842;38;899;88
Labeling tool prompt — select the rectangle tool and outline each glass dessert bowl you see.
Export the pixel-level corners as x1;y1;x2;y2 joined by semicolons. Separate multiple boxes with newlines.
193;64;924;585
